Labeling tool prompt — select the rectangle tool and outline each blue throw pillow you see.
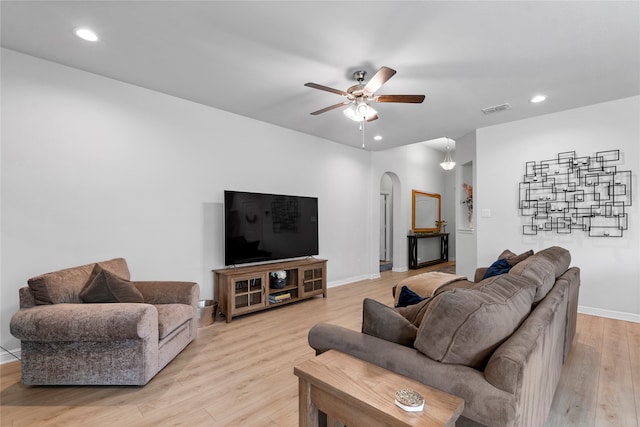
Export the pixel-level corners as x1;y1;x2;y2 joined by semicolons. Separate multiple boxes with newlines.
396;285;426;307
481;258;512;280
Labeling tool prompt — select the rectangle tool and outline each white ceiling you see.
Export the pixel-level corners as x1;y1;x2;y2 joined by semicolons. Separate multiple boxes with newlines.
2;1;639;151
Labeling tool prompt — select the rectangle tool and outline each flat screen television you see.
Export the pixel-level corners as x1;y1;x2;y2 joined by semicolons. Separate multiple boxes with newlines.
224;190;319;266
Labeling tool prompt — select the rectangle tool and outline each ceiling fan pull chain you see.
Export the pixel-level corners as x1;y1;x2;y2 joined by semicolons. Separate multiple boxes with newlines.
361;119;365;149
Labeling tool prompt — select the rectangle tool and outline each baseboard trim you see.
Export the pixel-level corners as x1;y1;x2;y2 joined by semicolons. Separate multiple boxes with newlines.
1;348;21;364
578;305;640;323
328;274;373;288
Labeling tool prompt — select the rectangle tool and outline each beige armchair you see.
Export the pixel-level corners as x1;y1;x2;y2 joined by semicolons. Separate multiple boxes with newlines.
10;258;199;386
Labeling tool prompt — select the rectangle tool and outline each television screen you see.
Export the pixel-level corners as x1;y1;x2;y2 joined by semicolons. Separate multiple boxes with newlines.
224;190;319;266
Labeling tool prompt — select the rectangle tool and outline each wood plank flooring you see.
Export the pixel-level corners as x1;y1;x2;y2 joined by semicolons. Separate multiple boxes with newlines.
1;264;639;426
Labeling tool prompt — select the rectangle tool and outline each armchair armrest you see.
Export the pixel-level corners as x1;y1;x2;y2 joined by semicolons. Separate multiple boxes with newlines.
134;281;199;306
19;287;35;308
10;303;158;342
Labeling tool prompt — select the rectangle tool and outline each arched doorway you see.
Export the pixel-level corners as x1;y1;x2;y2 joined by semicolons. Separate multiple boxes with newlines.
379;172;400;272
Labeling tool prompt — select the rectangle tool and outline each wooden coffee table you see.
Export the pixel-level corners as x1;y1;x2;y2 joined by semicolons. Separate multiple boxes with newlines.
294;350;464;427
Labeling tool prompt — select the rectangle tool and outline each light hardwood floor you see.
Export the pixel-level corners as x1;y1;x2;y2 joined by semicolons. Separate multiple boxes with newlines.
1;264;639;426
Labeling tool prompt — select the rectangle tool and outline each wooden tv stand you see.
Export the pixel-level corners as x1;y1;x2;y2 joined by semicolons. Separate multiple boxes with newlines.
214;258;327;323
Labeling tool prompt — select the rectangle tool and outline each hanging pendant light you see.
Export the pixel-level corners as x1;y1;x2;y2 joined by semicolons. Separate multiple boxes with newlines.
440;138;456;170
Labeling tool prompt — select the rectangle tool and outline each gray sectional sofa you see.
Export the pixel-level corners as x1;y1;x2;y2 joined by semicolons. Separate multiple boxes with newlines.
308;246;580;427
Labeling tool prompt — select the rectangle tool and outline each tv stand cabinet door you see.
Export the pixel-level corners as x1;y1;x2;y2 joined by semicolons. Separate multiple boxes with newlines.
226;273;267;321
216;272;268;323
300;261;327;298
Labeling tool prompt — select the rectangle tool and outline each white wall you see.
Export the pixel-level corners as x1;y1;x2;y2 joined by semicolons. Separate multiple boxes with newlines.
0;49;374;353
371;143;449;273
476;96;640;320
455;131;478;279
441;165;457;259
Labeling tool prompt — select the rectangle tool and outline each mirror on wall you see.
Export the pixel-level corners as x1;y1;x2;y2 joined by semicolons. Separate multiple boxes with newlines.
412;190;441;233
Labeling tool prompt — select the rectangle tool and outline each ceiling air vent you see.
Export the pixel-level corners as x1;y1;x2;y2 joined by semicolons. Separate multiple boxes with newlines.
481;103;512;115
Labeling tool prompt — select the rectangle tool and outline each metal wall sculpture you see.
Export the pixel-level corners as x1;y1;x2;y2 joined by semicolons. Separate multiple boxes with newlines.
518;150;632;237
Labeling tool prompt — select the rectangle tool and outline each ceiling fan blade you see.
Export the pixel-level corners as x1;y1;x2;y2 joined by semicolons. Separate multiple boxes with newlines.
304;82;350;97
363;66;396;94
376;94;425;103
366;114;379;122
310;101;351;115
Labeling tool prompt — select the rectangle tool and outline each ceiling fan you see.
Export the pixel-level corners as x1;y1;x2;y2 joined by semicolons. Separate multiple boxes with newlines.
304;66;425;122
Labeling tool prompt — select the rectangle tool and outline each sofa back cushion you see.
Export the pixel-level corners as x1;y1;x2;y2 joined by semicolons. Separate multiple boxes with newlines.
28;258;130;305
413;275;536;369
509;246;570;302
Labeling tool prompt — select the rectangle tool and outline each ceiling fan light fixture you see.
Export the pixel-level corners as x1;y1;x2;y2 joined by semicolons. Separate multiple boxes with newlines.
355;102;369;115
343;102;377;122
440;138;456;170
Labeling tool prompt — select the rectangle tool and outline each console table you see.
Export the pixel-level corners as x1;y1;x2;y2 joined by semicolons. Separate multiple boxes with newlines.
408;233;449;269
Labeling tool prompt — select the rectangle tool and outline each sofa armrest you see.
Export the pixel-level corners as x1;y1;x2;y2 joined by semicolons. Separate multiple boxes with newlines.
10;303;158;342
134;281;199;306
19;287;36;308
308;323;516;426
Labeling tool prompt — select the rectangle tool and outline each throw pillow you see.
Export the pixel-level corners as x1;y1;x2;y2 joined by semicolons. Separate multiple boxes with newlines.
362;298;418;347
509;246;570;303
80;265;144;303
506;249;534;267
27;258;130;305
413;275;536;369
497;249;517;260
395;297;434;327
395;286;426;307
481;258;512;280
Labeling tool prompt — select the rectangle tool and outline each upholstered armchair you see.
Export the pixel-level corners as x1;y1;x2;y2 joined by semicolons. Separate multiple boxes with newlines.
10;258;199;386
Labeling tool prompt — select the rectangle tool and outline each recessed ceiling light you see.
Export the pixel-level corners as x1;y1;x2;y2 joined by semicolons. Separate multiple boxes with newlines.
74;28;99;42
374;135;382;141
529;95;547;103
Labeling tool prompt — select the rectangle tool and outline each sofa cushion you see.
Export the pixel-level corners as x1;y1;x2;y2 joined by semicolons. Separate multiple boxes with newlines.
475;249;534;282
395;297;433;327
481;258;512;280
396;279;478;327
413;275;536;369
505;249;534;267
362;298;417;346
497;249;517;260
393;272;466;306
509;246;570;302
28;258;131;305
155;304;195;340
80;265;144;303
